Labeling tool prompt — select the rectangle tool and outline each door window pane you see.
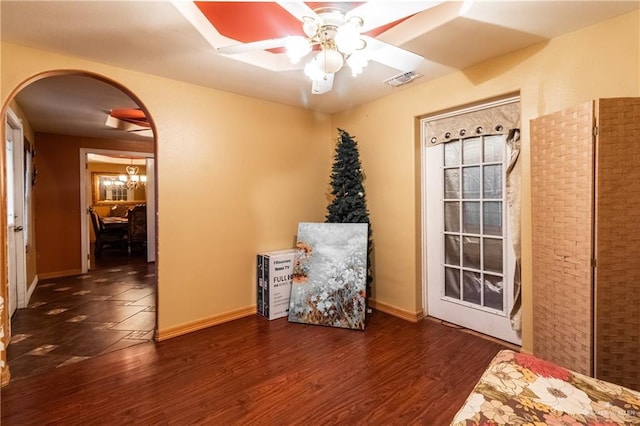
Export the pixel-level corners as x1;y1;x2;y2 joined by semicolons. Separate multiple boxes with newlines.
462;167;480;199
483;164;502;199
463;137;481;164
484;274;503;310
445;235;460;266
444;169;460;199
462;201;480;234
463;236;480;270
445;267;460;299
444;140;461;166
483;202;502;236
483;135;503;162
483;238;503;273
444;202;460;232
462;271;482;305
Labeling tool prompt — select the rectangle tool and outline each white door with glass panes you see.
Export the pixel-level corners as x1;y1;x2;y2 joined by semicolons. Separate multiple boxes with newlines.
425;135;521;345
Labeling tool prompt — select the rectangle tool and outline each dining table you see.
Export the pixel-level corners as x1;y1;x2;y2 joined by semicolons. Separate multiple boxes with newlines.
100;216;128;231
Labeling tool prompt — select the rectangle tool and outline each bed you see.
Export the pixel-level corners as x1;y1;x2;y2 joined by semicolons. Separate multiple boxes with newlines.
451;349;640;425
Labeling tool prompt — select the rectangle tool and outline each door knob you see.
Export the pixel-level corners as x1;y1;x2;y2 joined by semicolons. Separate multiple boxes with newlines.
14;226;23;232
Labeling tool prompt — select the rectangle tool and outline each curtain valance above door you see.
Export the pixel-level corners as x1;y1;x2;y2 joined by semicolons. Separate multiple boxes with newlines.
424;100;520;145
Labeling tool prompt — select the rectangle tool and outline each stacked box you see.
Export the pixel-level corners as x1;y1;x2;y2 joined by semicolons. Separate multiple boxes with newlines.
257;249;296;320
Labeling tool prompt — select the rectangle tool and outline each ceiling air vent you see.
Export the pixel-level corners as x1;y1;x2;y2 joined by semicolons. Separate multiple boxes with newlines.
383;71;422;87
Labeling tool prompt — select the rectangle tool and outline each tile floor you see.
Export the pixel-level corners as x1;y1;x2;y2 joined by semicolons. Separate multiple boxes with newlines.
7;259;156;381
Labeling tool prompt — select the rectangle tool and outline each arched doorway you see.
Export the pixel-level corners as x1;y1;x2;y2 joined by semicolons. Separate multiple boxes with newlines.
1;70;158;384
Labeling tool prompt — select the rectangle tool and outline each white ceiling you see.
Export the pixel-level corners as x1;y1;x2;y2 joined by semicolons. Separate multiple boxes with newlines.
2;1;638;141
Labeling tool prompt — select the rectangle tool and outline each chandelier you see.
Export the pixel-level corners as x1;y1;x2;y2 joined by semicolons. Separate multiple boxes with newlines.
118;159;147;190
284;8;369;81
125;166;146;190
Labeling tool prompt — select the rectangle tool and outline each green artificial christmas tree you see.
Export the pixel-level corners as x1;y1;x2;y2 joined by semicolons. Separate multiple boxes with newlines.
326;128;373;295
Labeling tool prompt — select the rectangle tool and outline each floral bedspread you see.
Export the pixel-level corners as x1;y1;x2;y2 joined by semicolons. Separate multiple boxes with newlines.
451;349;640;425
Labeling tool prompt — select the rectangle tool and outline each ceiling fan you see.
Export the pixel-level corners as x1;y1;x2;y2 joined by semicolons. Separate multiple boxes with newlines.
105;108;153;137
216;2;442;95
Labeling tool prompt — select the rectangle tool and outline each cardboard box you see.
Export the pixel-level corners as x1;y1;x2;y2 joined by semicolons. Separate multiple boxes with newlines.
257;249;296;320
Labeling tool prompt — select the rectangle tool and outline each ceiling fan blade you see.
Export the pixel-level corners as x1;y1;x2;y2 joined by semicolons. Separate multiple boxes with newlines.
311;74;334;95
361;36;424;72
347;1;445;33
217;37;288;55
277;1;320;23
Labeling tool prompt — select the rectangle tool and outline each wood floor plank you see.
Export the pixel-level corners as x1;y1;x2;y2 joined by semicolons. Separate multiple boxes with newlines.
1;311;508;425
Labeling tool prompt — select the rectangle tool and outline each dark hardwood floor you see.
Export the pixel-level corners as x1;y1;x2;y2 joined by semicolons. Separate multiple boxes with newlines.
91;243;149;270
1;311;508;425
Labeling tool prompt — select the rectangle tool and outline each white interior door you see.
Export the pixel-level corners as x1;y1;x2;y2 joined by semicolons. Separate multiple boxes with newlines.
5;109;27;317
6;127;17;317
145;158;155;263
424;136;521;345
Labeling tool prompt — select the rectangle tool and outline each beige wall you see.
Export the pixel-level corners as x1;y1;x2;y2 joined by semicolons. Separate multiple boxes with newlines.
331;10;640;352
1;43;331;336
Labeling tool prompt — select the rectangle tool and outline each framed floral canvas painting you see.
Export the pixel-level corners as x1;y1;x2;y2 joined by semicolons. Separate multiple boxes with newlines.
288;222;368;330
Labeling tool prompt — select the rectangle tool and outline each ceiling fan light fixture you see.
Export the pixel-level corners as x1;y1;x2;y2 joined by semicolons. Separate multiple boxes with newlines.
285;35;311;63
316;49;344;74
335;19;362;55
346;51;368;77
302;16;320;37
304;48;344;81
304;60;325;81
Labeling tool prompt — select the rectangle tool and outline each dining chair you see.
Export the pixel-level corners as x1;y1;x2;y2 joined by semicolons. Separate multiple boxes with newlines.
90;207;127;255
127;205;147;253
